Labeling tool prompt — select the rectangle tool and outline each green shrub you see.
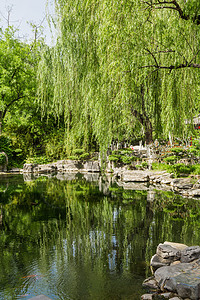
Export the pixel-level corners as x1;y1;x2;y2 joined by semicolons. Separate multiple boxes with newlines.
193;164;200;175
120;150;133;155
121;156;132;164
152;162;174;173
141;161;148;168
67;156;79;160
170;147;185;154
0;135;12;157
72;149;85;155
25;156;52;164
172;163;195;176
79;153;90;160
163;155;177;164
187;147;200;157
111;150;121;155
0;153;6;165
135;164;141;169
108;155;120;162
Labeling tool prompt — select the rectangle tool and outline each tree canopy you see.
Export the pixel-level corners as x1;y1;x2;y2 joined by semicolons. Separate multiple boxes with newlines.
0;27;40;134
1;0;199;158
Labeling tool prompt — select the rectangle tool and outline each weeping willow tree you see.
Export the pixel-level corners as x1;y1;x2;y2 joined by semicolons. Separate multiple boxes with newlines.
37;0;200;153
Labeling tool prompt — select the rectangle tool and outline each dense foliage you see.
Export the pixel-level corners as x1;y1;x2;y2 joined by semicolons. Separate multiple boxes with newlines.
0;1;200;165
38;0;200;153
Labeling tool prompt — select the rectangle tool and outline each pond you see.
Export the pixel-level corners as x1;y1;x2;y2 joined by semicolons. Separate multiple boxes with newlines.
0;173;200;300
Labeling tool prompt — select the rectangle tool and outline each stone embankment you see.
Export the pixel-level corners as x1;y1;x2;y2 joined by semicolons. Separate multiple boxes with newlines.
115;169;200;198
21;162;200;198
23;160;100;174
142;241;200;300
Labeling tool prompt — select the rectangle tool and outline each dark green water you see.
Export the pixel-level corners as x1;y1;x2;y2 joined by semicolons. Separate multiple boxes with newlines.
0;173;200;300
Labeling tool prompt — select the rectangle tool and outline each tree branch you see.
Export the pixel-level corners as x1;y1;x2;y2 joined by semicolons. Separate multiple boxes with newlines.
3;95;25;119
140;62;200;70
143;0;200;25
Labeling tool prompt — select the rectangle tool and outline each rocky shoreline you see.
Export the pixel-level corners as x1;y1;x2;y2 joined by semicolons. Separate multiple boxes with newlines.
142;241;200;300
20;161;200;198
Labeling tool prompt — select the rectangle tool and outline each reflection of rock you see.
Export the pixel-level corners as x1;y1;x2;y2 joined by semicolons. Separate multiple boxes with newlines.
23;173;35;181
83;173;100;182
142;241;200;300
147;191;156;202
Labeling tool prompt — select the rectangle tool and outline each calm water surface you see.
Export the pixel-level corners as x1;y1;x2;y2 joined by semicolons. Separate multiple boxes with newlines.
0;173;200;300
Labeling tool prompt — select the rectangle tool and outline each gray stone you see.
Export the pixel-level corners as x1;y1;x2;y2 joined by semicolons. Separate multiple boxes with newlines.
23;163;38;173
171;178;193;190
143;276;158;289
163;242;188;251
122;170;150;182
169;298;181;300
181;246;200;263
141;294;153;300
189;189;200;197
154;263;194;291
156;244;181;262
151;254;170;272
159;292;173;298
155;263;200;299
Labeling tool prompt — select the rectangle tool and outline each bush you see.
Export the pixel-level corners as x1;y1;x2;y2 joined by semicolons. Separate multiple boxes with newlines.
79;153;90;160
108;155;120;162
0;135;12;157
72;149;85;155
0;153;6;165
67;156;79;160
163;156;178;164
152;162;174;173
121;156;133;164
25;156;52;164
172;163;195;177
141;161;148;168
170;147;185;154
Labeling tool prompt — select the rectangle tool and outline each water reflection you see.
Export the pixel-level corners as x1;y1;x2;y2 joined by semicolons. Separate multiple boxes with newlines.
0;174;200;299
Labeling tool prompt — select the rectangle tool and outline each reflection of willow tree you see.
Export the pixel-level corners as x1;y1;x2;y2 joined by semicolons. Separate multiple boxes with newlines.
2;177;200;298
0;177;153;299
145;190;200;266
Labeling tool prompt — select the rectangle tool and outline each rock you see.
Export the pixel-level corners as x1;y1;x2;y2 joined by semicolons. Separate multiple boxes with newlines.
156;244;181;262
151;254;171;272
23;160;100;174
163;242;188;251
154;263;194;291
23;163;38;173
122;170;150;182
188;189;200;197
169;298;182;300
181;246;200;263
143;276;158;289
83;160;100;172
155;263;200;299
141;294;153;300
33;164;57;174
159;292;174;298
171;178;193;190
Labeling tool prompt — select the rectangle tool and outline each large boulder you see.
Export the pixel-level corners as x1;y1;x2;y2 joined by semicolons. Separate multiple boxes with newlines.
143;242;200;299
181;246;200;263
154;262;200;299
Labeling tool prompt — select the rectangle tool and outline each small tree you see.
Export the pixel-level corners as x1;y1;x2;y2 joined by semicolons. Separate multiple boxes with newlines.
0;27;38;134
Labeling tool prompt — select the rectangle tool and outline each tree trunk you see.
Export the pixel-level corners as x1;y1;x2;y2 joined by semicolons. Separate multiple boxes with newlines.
0;111;2;135
131;108;153;144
